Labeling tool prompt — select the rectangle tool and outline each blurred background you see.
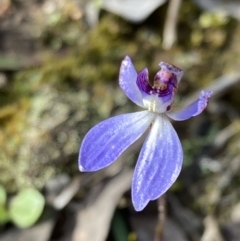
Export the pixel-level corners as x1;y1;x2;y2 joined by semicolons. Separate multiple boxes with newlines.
0;0;240;240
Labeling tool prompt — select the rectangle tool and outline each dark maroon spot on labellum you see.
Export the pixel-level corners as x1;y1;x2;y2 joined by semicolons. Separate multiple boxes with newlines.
166;105;172;111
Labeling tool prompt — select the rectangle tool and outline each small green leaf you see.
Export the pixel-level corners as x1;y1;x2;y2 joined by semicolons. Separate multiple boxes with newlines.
0;185;7;206
0;205;10;224
9;188;45;228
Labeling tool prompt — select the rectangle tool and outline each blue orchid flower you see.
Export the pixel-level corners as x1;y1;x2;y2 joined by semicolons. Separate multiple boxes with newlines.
79;56;212;211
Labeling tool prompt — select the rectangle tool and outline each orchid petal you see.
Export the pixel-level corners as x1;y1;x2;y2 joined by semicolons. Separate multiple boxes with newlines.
136;68;152;96
132;115;183;211
119;56;144;107
79;111;155;172
166;90;213;121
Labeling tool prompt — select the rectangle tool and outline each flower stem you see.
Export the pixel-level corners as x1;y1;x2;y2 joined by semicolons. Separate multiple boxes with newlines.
154;194;166;241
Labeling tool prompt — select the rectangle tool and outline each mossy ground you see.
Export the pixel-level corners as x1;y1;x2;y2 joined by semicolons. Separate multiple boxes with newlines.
0;1;240;224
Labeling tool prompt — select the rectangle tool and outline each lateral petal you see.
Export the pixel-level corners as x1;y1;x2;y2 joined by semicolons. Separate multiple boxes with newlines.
79;111;155;172
136;68;152;96
119;56;144;107
166;90;212;121
132;115;183;211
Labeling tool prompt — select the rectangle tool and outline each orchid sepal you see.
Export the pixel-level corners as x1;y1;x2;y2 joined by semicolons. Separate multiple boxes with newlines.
79;111;155;172
166;90;213;121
